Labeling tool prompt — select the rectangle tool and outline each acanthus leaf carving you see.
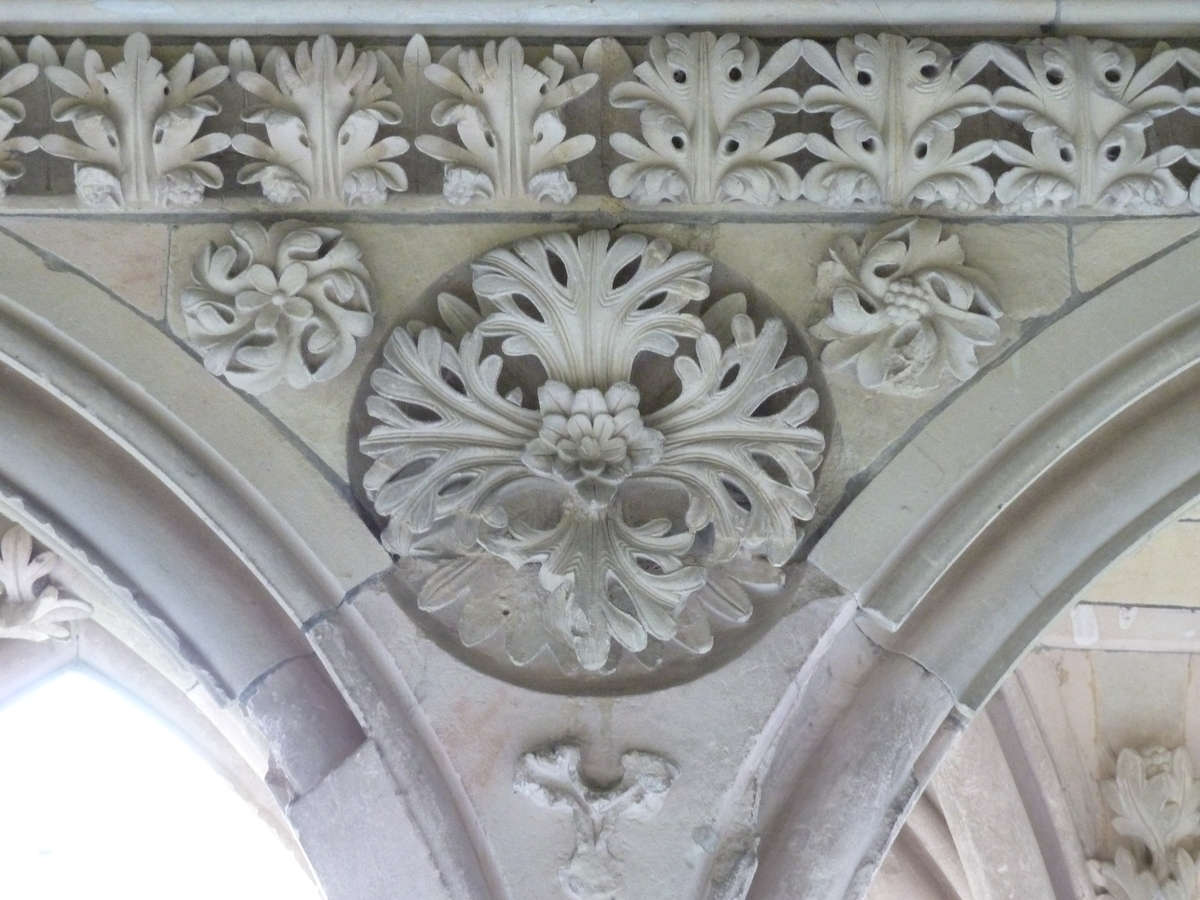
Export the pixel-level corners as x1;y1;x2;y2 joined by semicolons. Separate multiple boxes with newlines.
514;743;677;900
233;35;410;205
40;33;231;207
812;218;1001;395
178;220;375;394
1091;747;1200;900
800;34;996;210
991;37;1188;210
0;39;40;197
609;33;805;205
0;525;92;642
359;230;824;676
415;38;597;204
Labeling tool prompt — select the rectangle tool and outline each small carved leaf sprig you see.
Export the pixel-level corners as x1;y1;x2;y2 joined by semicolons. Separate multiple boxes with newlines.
514;744;677;900
360;230;825;673
179;220;374;394
40;33;231;207
415;38;597;205
609;33;805;205
234;35;410;205
991;37;1188;211
0;525;92;642
0;39;39;197
801;34;996;210
1090;747;1200;900
812;219;1001;395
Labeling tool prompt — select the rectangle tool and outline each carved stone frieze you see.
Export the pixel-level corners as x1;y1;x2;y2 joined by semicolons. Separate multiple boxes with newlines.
40;33;231;207
416;38;597;204
514;743;677;900
0;31;1196;212
0;525;92;642
177;220;375;393
1090;747;1200;900
359;230;824;678
233;35;410;205
609;33;805;204
812;218;1000;395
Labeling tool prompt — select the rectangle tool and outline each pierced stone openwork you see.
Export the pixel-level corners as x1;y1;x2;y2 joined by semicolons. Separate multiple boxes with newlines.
359;230;825;682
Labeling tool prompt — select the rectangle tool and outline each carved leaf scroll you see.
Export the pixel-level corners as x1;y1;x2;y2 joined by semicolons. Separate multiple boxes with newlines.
179;220;374;393
515;744;677;900
0;525;92;642
1092;747;1200;900
609;33;805;204
801;34;996;210
233;35;410;205
991;37;1188;210
0;39;39;197
360;230;825;675
40;33;230;207
416;38;597;204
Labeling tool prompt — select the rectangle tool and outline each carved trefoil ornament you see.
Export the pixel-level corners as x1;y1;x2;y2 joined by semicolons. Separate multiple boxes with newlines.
991;37;1189;210
609;33;805;205
514;743;677;900
812;218;1001;395
360;230;825;676
0;525;92;642
178;220;374;394
233;36;410;205
800;34;996;210
40;33;231;207
1090;746;1200;900
416;38;597;204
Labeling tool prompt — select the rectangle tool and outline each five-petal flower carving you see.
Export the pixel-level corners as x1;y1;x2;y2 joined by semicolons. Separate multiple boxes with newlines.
360;230;824;673
179;220;374;394
812;218;1000;395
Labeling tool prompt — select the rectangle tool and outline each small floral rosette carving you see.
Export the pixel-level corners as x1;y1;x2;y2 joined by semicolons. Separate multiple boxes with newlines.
812;218;1001;395
360;230;825;677
179;220;374;394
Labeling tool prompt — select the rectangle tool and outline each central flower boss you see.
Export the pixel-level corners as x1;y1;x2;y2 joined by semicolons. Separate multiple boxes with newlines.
524;383;663;509
360;231;825;673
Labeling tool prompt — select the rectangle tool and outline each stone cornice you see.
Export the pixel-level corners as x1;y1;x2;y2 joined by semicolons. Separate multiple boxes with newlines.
3;1;1200;39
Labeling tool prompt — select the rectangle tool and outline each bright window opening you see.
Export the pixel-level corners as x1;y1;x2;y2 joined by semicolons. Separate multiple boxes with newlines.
0;670;325;900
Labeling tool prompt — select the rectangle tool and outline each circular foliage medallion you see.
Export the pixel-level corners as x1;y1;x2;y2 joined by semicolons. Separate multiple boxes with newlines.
359;230;827;687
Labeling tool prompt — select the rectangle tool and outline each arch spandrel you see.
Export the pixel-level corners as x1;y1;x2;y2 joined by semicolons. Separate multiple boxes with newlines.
0;15;1198;900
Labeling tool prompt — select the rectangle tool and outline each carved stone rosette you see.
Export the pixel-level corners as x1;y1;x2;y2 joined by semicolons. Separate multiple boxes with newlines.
178;220;375;394
359;230;825;680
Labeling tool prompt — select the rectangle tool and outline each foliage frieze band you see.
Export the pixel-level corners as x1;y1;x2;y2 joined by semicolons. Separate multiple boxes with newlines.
2;31;1200;212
